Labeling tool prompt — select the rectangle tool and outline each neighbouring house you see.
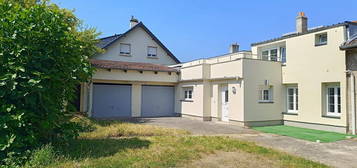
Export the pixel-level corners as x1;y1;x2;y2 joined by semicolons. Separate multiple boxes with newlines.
80;14;357;134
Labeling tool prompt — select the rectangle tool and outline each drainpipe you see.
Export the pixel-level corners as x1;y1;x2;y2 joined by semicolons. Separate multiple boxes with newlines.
351;72;356;135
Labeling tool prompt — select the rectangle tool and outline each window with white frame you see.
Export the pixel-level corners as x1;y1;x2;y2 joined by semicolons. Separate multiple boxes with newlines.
326;85;341;116
183;87;193;100
315;33;327;46
259;87;273;102
287;87;298;113
261;49;278;61
120;43;131;55
147;46;157;57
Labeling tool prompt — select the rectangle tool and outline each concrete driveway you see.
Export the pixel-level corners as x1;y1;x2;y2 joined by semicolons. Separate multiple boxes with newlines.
131;117;357;168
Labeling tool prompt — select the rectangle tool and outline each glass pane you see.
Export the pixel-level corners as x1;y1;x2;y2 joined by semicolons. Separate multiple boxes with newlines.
188;90;192;99
280;47;286;63
338;87;341;113
270;49;278;61
225;90;229;102
263;90;269;100
262;51;269;60
295;88;299;110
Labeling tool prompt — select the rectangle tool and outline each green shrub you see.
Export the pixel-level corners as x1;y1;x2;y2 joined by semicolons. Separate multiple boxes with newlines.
25;144;57;168
0;0;100;165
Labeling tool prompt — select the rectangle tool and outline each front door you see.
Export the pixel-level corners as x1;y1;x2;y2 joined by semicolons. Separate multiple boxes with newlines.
221;86;229;121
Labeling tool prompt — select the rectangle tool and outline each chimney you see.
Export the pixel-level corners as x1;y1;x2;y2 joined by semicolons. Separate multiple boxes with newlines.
229;43;239;53
130;16;139;28
296;12;308;34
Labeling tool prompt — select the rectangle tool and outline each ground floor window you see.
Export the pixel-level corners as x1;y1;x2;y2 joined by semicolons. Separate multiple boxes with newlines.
183;87;193;100
326;85;341;116
287;87;298;113
259;87;273;102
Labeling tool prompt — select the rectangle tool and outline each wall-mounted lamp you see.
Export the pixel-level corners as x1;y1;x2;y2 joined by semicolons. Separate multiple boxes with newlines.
232;86;237;94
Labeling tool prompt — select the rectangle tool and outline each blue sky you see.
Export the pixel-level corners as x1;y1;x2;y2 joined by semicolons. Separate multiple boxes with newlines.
53;0;357;62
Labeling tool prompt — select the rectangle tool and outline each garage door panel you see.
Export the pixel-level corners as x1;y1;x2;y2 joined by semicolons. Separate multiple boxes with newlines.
92;84;131;118
141;85;175;117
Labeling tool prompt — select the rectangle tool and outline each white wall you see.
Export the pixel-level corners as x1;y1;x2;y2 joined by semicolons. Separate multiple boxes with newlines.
94;27;177;65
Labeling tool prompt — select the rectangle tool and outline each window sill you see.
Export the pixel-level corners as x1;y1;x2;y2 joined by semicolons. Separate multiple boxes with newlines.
322;115;341;119
147;56;158;59
258;100;274;103
120;54;132;57
181;99;193;102
282;112;298;115
315;43;327;47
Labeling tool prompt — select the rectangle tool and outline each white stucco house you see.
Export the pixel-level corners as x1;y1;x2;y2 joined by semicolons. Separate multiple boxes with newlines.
80;14;357;134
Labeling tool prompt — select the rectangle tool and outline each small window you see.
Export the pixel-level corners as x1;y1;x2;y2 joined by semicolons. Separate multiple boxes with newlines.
326;85;341;116
315;33;327;46
280;47;286;63
147;46;157;57
183;87;193;100
287;87;298;113
259;88;273;102
120;43;131;55
270;49;278;61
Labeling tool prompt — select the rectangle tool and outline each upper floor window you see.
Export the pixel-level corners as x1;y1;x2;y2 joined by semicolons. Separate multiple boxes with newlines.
120;43;131;55
280;47;286;63
315;33;327;46
147;46;157;57
262;49;278;61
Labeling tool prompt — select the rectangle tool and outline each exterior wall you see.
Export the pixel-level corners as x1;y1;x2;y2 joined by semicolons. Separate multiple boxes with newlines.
178;82;205;118
242;59;283;124
93;69;178;84
94;27;177;65
252;26;348;132
210;60;242;79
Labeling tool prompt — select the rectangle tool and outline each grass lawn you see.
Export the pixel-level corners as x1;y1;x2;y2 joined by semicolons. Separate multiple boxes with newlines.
253;125;357;143
25;116;329;168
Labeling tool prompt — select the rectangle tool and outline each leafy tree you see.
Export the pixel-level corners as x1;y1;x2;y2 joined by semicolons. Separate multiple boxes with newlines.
0;0;100;164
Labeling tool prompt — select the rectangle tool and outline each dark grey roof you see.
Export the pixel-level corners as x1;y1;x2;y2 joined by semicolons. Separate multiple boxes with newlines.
341;35;357;50
97;22;180;63
97;34;122;48
251;22;357;46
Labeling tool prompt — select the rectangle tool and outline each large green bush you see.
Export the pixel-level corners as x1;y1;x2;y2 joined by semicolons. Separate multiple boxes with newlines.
0;0;99;165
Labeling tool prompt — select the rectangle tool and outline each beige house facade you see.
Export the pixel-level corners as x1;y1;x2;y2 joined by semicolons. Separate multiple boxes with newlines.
81;14;357;134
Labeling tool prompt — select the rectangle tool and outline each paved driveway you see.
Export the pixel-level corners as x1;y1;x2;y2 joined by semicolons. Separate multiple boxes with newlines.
132;117;357;168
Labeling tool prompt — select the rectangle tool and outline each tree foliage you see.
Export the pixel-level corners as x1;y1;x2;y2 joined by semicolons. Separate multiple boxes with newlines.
0;0;100;164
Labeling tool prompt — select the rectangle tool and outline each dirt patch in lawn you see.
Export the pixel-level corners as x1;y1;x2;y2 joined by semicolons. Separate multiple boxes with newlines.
181;150;280;168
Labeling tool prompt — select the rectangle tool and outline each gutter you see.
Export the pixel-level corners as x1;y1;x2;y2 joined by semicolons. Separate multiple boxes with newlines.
347;70;356;135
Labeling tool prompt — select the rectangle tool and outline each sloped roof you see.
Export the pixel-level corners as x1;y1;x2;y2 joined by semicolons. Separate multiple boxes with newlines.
90;59;179;72
97;22;180;63
97;34;122;48
341;35;357;50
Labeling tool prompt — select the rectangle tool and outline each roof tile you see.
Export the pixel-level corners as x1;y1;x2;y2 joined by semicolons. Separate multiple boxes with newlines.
90;59;178;72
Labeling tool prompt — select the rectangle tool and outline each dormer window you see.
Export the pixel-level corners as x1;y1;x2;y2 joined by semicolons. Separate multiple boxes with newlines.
147;46;157;57
315;33;327;46
120;43;131;55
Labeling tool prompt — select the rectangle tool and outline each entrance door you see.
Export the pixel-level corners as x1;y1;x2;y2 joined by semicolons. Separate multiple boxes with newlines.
221;86;229;121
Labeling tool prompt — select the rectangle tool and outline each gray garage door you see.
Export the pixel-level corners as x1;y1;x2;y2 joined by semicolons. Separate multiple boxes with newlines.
141;85;175;117
92;84;131;118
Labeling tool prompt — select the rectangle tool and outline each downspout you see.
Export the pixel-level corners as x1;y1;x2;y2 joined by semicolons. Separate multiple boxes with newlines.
351;72;356;135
